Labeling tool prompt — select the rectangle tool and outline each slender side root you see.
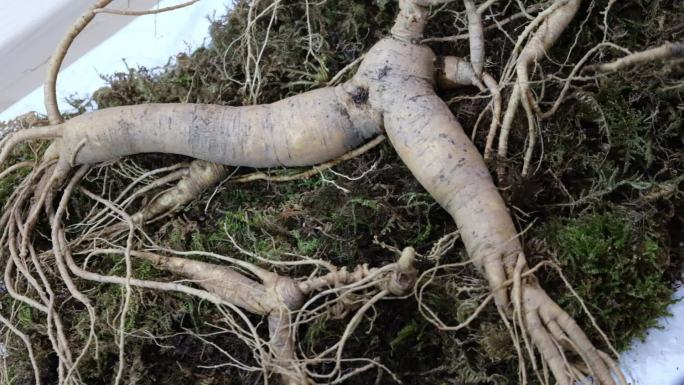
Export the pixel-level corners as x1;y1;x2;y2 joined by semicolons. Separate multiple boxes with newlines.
268;311;309;385
464;0;484;76
497;83;520;181
130;159;229;224
0;161;34;179
584;42;684;73
497;0;581;179
233;135;386;183
482;73;502;160
510;254;625;385
0;126;62;169
520;79;538;177
0;314;42;385
93;0;199;16
51;166;99;384
44;0;115;124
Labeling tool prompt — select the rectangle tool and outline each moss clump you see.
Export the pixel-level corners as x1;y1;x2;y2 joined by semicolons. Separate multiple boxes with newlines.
542;207;678;351
0;142;45;202
92;0;398;108
2;0;683;384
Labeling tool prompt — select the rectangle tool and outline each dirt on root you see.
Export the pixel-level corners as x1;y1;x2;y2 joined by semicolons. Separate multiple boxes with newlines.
1;1;683;384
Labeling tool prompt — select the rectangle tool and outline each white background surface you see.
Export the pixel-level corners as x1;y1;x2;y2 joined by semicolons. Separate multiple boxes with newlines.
0;0;164;114
619;285;684;385
0;0;229;121
1;1;682;384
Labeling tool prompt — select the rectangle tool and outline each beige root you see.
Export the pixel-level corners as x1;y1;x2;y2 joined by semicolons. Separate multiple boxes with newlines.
130;160;230;225
89;232;418;384
373;2;622;383
497;0;582;179
464;0;485;76
0;0;629;384
44;0;114;125
584;41;684;72
93;0;200;16
437;56;502;160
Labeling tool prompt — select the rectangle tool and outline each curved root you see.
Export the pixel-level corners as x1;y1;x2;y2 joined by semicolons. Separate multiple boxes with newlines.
1;139;418;383
509;253;625;385
496;0;581;180
0;3;638;385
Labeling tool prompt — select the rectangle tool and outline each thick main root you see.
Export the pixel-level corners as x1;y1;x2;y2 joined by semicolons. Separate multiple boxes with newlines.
0;141;419;384
373;7;625;379
0;1;636;384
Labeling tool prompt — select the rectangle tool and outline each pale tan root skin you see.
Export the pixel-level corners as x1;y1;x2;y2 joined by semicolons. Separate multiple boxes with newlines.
0;0;627;384
128;247;417;385
130;159;229;224
59;87;381;168
497;0;582;178
584;41;684;72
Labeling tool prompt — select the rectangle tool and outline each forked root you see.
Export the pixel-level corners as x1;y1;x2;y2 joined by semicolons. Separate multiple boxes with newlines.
413;237;625;385
509;253;625;385
117;244;417;384
129;159;229;225
496;0;581;180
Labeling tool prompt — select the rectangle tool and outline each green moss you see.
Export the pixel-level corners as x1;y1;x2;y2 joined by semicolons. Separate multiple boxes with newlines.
0;142;42;202
3;0;682;384
92;0;398;108
543;208;676;350
293;232;321;255
190;231;207;252
17;303;34;330
0;172;21;205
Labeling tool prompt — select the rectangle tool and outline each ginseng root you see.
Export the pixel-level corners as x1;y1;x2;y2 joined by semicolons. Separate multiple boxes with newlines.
0;1;628;384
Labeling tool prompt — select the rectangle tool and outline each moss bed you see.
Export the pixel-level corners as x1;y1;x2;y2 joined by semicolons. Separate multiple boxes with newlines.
1;1;682;384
